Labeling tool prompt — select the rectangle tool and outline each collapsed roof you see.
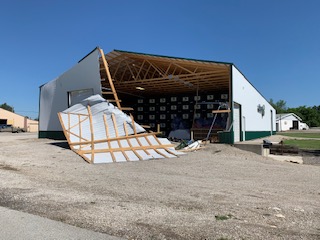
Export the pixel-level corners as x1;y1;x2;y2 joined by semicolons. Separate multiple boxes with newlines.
58;95;184;163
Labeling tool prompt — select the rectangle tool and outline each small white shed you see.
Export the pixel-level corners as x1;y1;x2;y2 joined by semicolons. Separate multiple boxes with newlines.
276;113;309;131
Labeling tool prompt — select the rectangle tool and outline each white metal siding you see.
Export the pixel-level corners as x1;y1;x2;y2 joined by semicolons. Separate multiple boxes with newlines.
39;49;101;131
232;66;276;132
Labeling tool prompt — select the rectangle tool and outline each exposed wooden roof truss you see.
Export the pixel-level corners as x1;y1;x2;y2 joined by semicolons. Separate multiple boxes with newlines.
100;50;231;96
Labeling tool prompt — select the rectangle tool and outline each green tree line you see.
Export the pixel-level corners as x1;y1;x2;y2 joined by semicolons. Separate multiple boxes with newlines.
0;103;14;112
269;99;320;127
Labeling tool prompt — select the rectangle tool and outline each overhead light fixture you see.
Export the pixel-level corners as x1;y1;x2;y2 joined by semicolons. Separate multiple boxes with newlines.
136;87;145;90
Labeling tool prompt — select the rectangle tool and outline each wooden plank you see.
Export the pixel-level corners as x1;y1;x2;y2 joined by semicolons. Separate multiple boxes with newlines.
120;64;128;82
113;59;124;77
121;107;134;111
103;114;116;162
125;138;143;160
122;121;143;160
111;114;119;137
87;105;95;163
69;132;159;146
148;135;178;157
135;59;145;80
114;71;229;84
125;60;135;79
123;122;129;136
143;136;168;158
78;115;82;150
65;128;89;142
65;112;89;117
68;112;70;133
98;48;122;109
164;63;172;76
69;116;89;130
57;112;72;148
130;114;137;134
212;109;231;113
111;113;129;161
145;59;165;76
143;63;152;80
78;144;175;154
172;62;194;74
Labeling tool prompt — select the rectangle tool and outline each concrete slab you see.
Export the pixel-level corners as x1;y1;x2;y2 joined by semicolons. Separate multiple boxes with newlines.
0;206;122;240
268;155;303;164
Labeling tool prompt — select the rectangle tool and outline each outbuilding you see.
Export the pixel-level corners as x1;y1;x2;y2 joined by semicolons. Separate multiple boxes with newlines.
39;47;276;143
276;113;309;131
0;108;38;132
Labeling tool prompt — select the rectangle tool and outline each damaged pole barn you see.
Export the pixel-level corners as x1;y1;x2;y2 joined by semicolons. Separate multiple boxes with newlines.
39;47;276;162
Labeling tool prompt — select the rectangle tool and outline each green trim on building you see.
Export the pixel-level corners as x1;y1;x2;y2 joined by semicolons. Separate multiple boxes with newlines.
218;131;233;144
219;131;276;143
39;131;66;140
243;131;274;141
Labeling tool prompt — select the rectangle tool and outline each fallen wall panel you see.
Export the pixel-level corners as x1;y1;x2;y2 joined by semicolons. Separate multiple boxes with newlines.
58;95;184;163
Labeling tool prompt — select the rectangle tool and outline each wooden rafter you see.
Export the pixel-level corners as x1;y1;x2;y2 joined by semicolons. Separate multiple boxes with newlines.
113;60;124;77
101;50;232;96
99;48;122;109
145;59;165;77
165;63;172;75
172;62;194;74
135;59;146;80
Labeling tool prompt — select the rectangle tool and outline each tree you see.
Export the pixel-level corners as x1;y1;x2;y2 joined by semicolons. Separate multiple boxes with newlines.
0;103;14;112
269;99;287;114
269;99;320;127
288;105;320;127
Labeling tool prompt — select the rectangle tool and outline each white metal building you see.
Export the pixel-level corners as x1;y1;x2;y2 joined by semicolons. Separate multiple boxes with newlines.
39;47;276;143
276;113;309;131
39;49;102;139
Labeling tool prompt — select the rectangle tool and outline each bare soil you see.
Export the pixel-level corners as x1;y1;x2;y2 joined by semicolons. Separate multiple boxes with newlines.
0;132;319;240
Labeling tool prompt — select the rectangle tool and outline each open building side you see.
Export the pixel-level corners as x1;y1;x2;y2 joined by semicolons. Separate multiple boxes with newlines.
39;47;275;144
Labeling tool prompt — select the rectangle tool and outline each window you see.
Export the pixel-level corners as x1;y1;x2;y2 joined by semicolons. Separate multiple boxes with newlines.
68;89;93;107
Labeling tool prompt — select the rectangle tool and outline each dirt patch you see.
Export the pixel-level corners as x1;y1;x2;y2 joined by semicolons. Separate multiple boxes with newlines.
0;164;19;171
0;133;319;239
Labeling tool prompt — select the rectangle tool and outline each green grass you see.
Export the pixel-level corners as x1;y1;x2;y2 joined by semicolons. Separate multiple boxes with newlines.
283;139;320;150
278;132;320;139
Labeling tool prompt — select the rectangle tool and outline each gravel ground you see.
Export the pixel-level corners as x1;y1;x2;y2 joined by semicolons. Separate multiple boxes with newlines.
0;132;319;240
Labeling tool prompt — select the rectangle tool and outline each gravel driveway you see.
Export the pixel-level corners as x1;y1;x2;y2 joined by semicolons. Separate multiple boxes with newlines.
0;133;319;239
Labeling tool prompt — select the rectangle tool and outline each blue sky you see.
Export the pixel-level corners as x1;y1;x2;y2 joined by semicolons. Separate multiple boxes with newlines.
0;0;319;119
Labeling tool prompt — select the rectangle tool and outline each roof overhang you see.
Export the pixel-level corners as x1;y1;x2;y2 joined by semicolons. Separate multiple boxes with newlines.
100;50;232;97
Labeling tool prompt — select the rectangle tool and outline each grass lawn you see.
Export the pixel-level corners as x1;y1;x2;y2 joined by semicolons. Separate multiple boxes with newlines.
278;132;320;139
283;139;320;150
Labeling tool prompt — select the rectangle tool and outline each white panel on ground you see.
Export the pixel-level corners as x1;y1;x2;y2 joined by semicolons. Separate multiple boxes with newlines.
94;153;113;164
146;149;165;159
125;151;140;161
58;95;185;163
157;149;177;158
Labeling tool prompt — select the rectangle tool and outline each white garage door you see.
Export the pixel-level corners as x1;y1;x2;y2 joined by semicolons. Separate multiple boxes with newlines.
233;103;241;143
